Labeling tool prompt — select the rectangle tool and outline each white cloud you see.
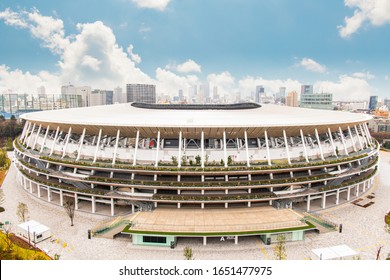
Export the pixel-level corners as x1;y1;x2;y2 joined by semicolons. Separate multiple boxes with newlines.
314;75;373;101
172;59;201;73
0;7;28;28
352;71;375;80
127;44;142;64
155;68;199;95
299;58;327;73
131;0;171;11
81;55;101;71
339;0;390;37
238;76;301;97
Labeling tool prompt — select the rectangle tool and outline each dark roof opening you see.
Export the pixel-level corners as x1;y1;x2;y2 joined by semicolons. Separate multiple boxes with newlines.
131;102;261;110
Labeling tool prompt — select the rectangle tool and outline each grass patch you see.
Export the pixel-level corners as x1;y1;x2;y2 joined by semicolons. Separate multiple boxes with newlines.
122;221;315;237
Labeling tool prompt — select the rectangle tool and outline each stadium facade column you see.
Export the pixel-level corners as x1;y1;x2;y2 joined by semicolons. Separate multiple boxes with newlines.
112;129;121;164
327;127;338;158
363;122;373;146
62;126;72;158
315;128;325;161
76;128;86;161
93;128;102;163
201;130;205;168
300;129;309;162
111;198;115;216
355;184;359;196
20;121;30;141
235;236;238;245
264;130;272;166
178;130;182;168
347;126;357;152
22;121;32;145
223;130;228;167
336;189;340;205
203;236;207;246
37;184;41;197
283;129;291;164
133;129;140;166
354;125;363;150
321;193;326;209
306;194;311;212
40;125;50;153
59;189;63;206
358;123;368;147
47;187;51;202
50;126;60;156
92;196;96;213
26;123;36;147
244;130;250;167
347;186;351;201
74;193;79;210
32;124;42;150
155;130;161;167
338;127;349;155
29;180;33;193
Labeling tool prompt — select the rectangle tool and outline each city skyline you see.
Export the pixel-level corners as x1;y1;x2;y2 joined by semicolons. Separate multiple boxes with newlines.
0;1;390;100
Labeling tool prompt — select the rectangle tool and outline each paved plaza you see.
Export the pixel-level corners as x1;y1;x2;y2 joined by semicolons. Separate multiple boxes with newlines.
1;151;389;260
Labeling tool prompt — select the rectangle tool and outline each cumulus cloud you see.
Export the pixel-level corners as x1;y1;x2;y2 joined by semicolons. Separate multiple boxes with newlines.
127;44;142;64
314;75;373;101
352;71;375;80
338;0;390;37
131;0;171;11
166;59;201;73
155;68;199;95
299;58;327;73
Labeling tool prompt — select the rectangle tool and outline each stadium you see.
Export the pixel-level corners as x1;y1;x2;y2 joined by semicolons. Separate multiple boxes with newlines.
13;102;379;246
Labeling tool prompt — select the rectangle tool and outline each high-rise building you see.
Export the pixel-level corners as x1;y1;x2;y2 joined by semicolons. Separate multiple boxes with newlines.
37;86;46;95
383;98;390;109
300;92;333;110
286;91;298;107
301;85;313;96
199;83;210;103
369;96;378;111
76;86;92;107
212;86;219;102
275;87;286;104
255;85;265;103
113;87;126;104
126;84;156;104
178;89;184;102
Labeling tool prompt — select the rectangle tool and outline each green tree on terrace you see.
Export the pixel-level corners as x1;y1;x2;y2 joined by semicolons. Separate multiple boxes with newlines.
183;246;194;260
273;234;287;260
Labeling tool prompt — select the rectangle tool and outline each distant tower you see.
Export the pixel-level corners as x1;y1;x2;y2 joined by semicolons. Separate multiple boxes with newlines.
369;96;378;110
255;85;265;103
301;85;313;95
286;91;298;107
126;84;156;104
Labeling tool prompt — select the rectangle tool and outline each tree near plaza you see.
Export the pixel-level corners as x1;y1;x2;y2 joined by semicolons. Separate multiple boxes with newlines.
0;188;5;212
183;246;194;260
273;234;287;260
16;202;29;223
64;199;75;226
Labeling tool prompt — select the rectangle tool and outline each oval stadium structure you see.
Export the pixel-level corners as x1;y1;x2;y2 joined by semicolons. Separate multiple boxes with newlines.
13;102;379;245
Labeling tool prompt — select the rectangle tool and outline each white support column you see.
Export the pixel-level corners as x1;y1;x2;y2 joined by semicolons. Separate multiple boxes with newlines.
112;129;120;164
37;184;41;197
363;122;373;146
133;129;140;166
76;128;86;161
321;193;326;209
336;189;340;205
359;123;368;147
354;125;363;150
306;195;311;212
203;236;207;246
40;125;50;153
50;126;60;156
27;123;36;147
22;122;32;145
223;130;228;167
32;124;42;150
338;127;349;155
327;128;338;157
264;130;272;166
347;126;357;152
111;198;115;216
244;130;250;167
47;187;51;202
300;129;309;162
74;193;79;210
92;196;96;213
315;128;325;160
29;180;33;193
93;128;102;163
347;186;351;201
201;130;205;168
20;121;30;141
62;127;72;158
177;130;182;168
356;184;359;196
283;129;291;164
235;236;238;245
155;130;160;167
59;190;63;206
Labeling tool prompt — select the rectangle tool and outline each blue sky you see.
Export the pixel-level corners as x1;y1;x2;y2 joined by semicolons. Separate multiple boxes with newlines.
0;0;389;101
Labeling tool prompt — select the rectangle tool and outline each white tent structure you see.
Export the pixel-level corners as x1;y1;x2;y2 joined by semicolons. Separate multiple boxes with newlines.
312;245;358;260
17;220;51;243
